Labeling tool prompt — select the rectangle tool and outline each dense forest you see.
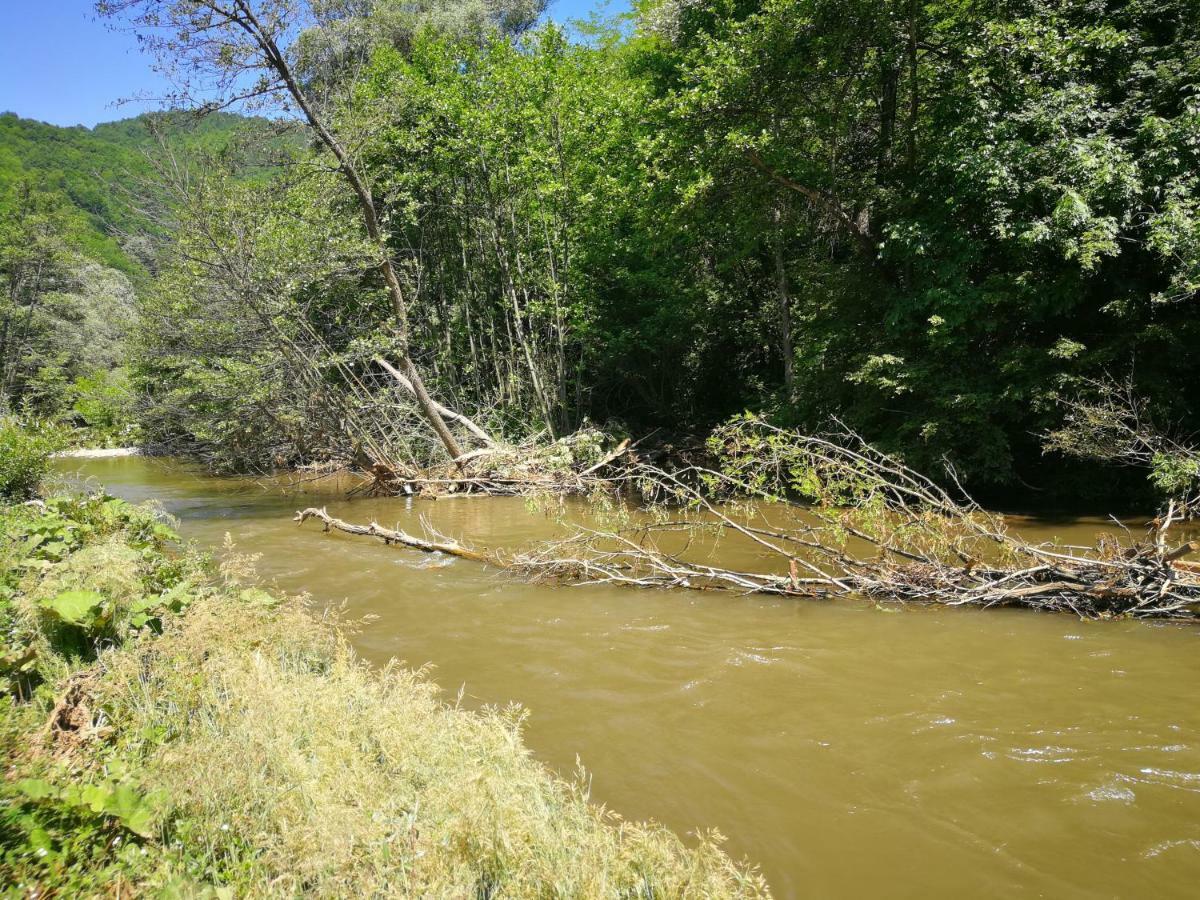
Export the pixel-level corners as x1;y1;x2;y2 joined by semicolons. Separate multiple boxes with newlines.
0;111;268;440
3;0;1199;506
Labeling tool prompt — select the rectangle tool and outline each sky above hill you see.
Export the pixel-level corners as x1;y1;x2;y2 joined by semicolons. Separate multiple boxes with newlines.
0;0;627;129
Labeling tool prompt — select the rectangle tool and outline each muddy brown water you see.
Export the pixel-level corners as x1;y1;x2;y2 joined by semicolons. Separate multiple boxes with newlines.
54;456;1200;898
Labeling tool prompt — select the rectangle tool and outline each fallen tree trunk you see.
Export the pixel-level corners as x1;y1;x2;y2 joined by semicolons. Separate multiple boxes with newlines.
294;507;805;595
295;420;1200;621
294;507;495;564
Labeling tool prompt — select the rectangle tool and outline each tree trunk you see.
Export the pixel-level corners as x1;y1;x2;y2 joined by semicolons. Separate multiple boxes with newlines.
906;0;920;171
772;201;796;397
877;60;899;176
242;4;465;463
374;357;496;449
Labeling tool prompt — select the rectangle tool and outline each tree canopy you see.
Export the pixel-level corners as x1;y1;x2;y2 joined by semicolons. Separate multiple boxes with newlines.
3;0;1198;502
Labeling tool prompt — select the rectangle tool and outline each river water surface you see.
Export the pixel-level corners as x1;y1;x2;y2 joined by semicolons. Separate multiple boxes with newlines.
55;456;1200;898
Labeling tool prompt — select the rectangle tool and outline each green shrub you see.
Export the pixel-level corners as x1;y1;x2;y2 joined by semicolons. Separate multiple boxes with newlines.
0;419;64;500
1;495;183;665
70;369;139;446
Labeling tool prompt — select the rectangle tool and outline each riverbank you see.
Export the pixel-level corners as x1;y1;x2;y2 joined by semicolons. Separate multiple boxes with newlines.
54;446;141;459
0;492;767;896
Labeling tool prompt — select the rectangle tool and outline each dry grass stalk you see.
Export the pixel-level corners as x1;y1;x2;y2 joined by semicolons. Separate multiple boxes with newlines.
93;590;769;896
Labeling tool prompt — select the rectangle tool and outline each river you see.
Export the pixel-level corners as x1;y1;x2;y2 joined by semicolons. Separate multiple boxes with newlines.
55;456;1200;898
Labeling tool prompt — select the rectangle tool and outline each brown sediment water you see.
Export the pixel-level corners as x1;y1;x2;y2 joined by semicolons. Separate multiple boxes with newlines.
55;456;1200;898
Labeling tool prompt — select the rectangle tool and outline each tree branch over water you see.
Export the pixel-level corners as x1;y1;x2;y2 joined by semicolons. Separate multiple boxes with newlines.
297;417;1200;620
1046;376;1200;513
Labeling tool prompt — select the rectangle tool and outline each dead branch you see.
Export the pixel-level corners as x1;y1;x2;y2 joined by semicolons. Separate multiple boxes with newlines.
294;507;494;564
375;357;498;448
295;419;1200;621
579;438;632;477
352;430;634;498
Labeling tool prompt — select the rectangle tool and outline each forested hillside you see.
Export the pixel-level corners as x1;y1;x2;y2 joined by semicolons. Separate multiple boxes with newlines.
0;111;255;272
0;112;260;437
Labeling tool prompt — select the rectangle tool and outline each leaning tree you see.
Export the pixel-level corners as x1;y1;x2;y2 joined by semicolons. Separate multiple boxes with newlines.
96;0;494;463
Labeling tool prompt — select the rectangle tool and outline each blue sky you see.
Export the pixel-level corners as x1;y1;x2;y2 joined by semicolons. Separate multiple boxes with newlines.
0;0;627;129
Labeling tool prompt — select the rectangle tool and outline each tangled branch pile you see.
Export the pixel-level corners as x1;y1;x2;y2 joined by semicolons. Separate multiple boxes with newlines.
351;423;633;497
299;418;1200;620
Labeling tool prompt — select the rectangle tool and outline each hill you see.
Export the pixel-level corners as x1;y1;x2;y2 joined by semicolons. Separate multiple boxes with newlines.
0;111;278;274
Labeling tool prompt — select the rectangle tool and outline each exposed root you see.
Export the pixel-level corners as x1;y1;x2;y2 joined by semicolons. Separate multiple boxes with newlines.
41;671;108;758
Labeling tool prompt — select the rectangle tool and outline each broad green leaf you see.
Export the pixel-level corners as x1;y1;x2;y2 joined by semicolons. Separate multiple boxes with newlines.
40;589;104;625
81;783;112;814
16;778;56;801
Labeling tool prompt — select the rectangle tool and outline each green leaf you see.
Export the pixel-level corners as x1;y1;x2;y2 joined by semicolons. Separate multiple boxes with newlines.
81;783;112;814
39;589;104;625
104;784;157;837
102;498;130;516
27;827;53;853
239;587;278;608
122;804;155;838
16;778;56;801
152;523;180;543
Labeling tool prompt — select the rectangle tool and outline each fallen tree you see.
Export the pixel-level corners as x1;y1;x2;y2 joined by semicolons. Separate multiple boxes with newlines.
297;417;1200;620
347;428;634;498
294;507;494;564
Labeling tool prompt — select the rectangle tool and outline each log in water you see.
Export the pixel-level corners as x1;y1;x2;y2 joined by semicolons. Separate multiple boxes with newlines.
57;456;1200;898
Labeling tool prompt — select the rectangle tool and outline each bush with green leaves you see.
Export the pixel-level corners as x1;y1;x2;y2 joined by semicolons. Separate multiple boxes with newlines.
0;492;192;892
0;419;64;500
0;494;184;694
69;369;139;446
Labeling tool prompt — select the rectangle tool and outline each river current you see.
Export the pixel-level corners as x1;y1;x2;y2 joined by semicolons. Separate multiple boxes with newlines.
55;456;1200;898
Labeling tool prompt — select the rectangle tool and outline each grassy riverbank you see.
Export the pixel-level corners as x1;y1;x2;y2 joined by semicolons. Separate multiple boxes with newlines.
0;492;766;896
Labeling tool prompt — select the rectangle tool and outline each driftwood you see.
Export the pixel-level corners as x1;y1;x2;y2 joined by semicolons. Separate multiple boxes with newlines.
294;507;494;564
296;421;1200;621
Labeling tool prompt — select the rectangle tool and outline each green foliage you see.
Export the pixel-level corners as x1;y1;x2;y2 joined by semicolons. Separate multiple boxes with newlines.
0;111;271;275
68;0;1200;503
0;111;284;433
0;419;63;500
39;589;106;626
69;368;139;446
0;491;183;681
0;771;163;893
0;491;191;892
639;0;1200;489
1150;450;1200;498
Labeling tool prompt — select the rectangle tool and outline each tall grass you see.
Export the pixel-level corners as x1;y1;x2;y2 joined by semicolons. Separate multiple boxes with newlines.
1;494;770;897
